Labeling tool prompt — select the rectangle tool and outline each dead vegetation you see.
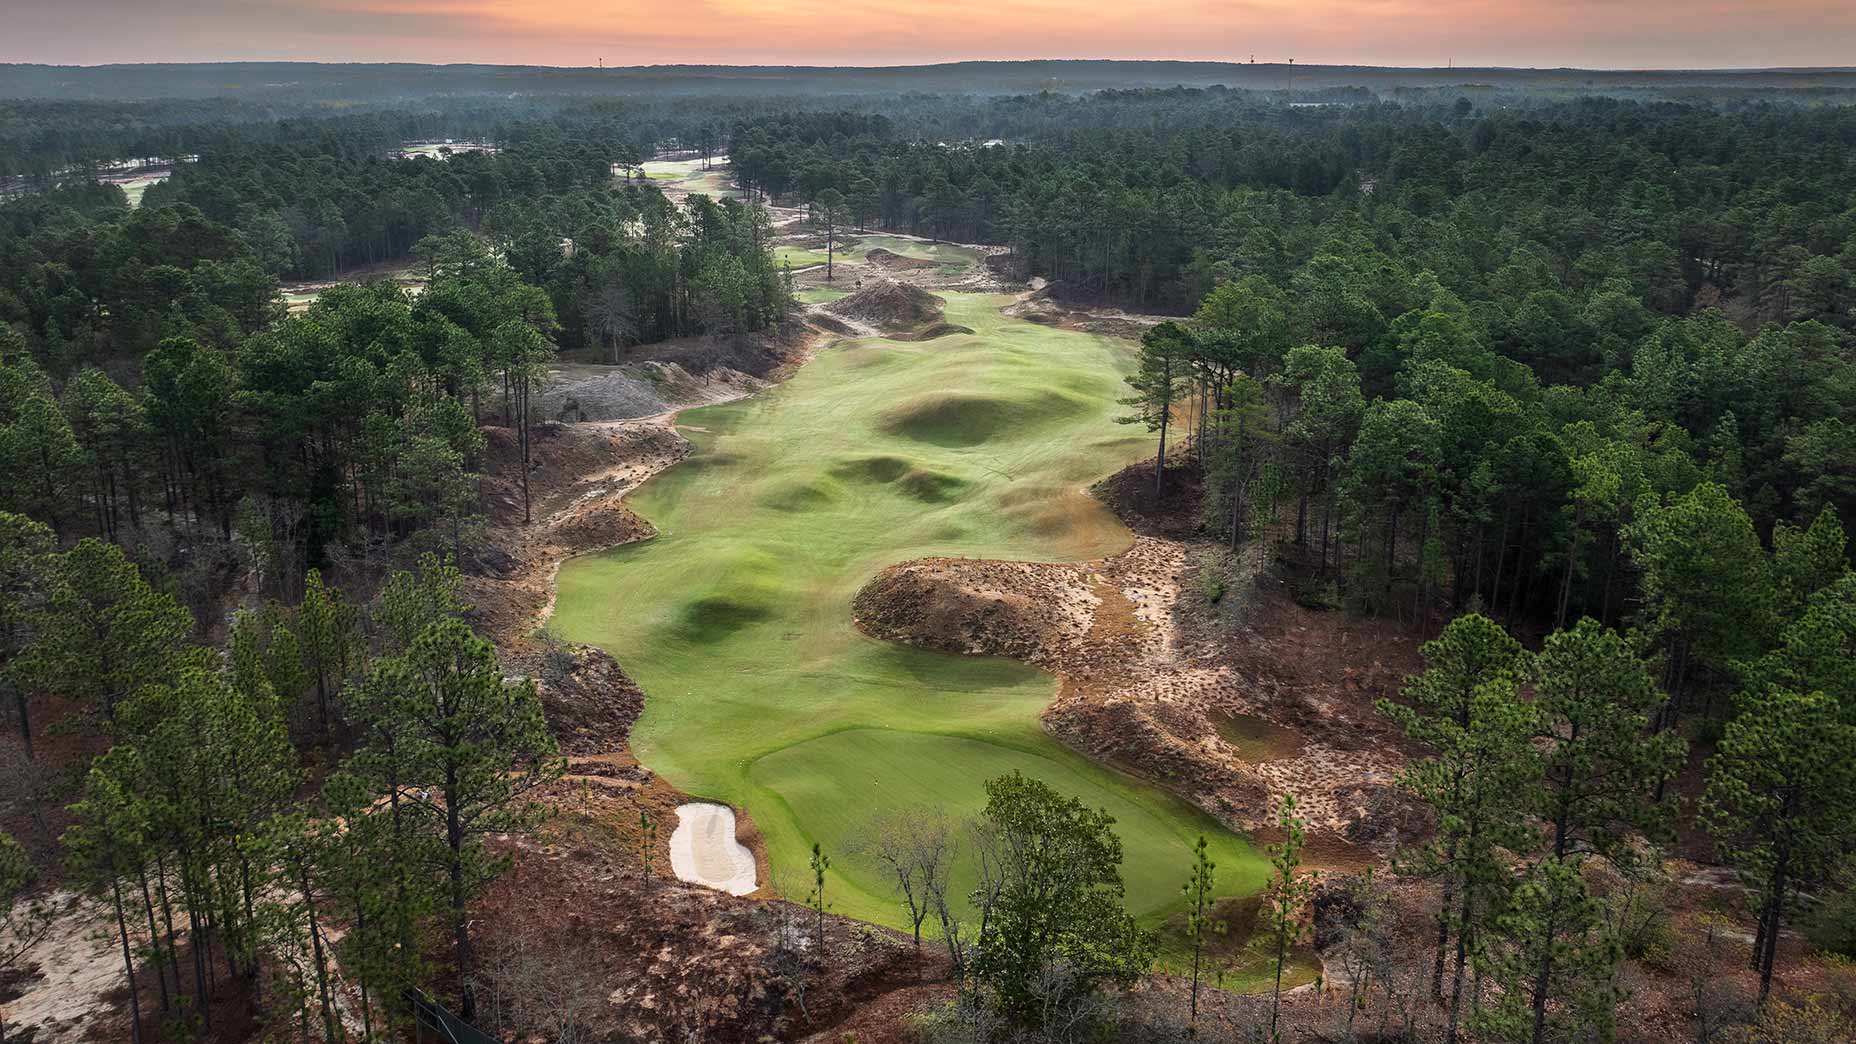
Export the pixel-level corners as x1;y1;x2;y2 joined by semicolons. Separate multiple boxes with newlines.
825;279;948;332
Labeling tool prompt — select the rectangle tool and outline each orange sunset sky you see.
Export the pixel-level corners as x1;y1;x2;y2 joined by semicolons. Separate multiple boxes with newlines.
6;0;1856;68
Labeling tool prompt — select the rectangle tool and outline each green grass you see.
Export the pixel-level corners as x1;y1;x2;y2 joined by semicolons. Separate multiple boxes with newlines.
851;234;984;267
777;235;983;273
119;175;164;208
1214;710;1305;762
551;292;1269;929
637;158;736;196
795;287;850;304
774;246;833;268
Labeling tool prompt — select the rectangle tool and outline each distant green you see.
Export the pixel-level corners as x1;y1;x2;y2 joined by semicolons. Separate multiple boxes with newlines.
777;235;982;273
794;286;849;304
551;292;1268;927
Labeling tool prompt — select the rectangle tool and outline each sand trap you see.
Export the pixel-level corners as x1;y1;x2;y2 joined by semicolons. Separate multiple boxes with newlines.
669;802;757;895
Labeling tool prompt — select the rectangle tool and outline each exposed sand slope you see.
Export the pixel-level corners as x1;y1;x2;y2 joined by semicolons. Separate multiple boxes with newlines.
854;479;1417;850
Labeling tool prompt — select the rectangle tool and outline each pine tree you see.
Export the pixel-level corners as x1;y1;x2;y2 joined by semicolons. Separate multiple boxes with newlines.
1770;505;1847;622
62;747;155;1043
34;538;196;723
809;841;831;951
0;357;86;533
1378;613;1538;1043
1119;321;1195;498
1475;619;1687;1044
1628;482;1775;713
1265;795;1314;1042
1472;859;1623;1044
1180;834;1220;1034
1703;688;1856;1005
1741;571;1856;720
363;618;562;1019
1532;619;1686;862
0;512;56;758
296;568;359;741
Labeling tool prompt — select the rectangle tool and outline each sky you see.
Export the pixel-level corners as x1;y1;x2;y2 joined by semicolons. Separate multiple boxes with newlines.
6;0;1856;69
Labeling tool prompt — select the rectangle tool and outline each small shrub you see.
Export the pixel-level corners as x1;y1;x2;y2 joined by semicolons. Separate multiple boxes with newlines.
1196;550;1227;603
1696;714;1728;746
538;631;577;688
1805;887;1856;958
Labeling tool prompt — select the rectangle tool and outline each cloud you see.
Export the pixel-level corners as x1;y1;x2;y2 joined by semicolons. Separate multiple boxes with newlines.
5;0;1855;68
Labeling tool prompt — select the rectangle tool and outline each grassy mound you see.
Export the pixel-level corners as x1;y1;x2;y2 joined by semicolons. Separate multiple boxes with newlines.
552;292;1266;927
879;388;1088;447
827;454;970;502
863;246;940;270
887;321;976;342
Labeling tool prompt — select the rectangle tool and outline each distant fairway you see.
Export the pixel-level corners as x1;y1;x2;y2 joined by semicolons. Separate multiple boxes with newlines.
638;156;737;196
794;286;849;304
777;234;983;272
551;292;1269;927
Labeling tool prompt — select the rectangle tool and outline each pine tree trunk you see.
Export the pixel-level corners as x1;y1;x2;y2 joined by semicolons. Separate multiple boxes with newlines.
1154;408;1169;500
111;876;145;1044
12;689;31;761
1446;885;1474;1044
154;852;184;1009
136;867;171;1012
1529;882;1562;1044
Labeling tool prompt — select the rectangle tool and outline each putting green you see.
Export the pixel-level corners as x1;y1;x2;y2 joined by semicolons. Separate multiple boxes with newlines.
551;292;1268;928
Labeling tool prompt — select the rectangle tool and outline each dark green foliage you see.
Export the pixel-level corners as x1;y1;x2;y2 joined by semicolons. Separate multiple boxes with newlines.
1703;688;1856;1005
970;771;1154;1028
1804;886;1856;959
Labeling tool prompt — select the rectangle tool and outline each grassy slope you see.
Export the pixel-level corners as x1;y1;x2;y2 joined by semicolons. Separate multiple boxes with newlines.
552;293;1269;928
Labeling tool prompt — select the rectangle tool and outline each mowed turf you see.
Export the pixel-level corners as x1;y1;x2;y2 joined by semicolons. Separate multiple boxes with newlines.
777;235;983;272
638;157;738;197
551;292;1269;926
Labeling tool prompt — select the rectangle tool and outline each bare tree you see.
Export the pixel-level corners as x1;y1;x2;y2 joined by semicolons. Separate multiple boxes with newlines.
585;280;637;364
474;937;603;1044
848;808;955;949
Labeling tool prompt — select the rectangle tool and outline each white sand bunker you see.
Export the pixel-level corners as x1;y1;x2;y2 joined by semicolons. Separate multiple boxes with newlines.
669;802;758;895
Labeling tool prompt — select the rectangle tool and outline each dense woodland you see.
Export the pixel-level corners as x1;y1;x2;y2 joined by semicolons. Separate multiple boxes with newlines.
0;81;1854;1043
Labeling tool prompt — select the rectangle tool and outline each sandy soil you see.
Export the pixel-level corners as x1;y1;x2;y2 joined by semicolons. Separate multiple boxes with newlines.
669;803;759;896
278;261;424;313
0;891;119;1042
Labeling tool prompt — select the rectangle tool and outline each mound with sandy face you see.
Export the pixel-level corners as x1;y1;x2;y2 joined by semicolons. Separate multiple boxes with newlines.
823;279;945;331
852;557;1099;664
861;246;940;271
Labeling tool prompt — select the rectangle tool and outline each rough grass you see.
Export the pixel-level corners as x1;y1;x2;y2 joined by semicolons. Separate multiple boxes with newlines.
1214;710;1306;762
552;292;1268;927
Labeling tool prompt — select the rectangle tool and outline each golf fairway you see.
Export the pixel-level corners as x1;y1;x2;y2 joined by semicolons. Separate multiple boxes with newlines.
551;292;1269;927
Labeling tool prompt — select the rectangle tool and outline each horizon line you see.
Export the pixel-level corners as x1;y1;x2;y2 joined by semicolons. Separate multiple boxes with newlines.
7;58;1856;75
